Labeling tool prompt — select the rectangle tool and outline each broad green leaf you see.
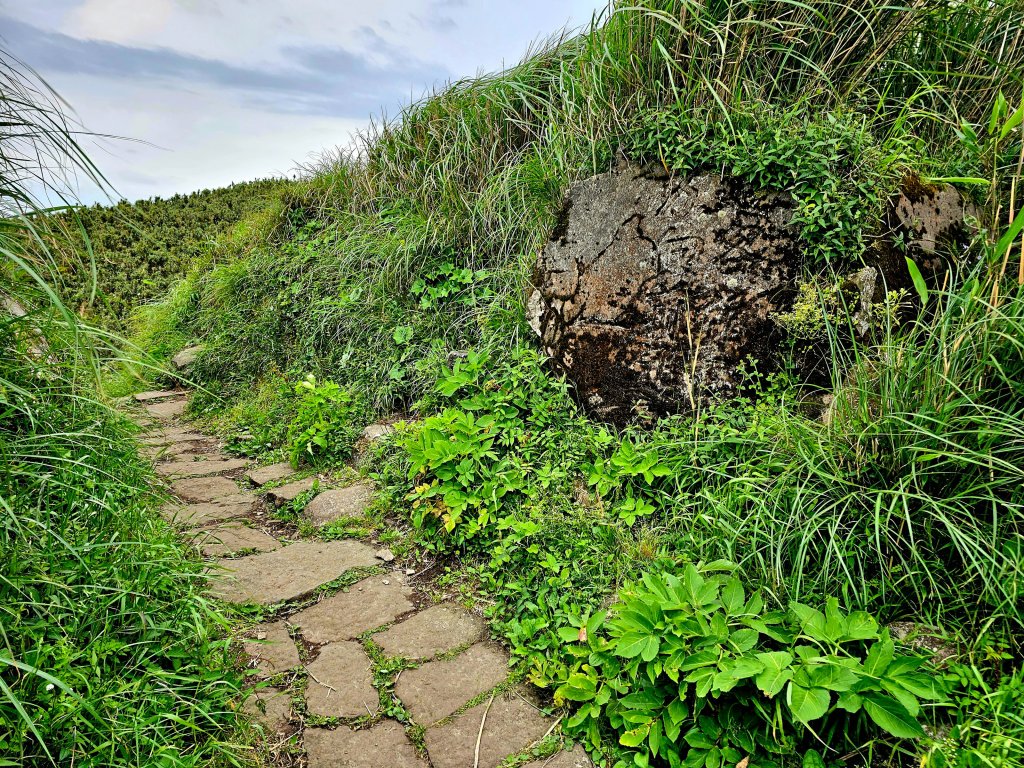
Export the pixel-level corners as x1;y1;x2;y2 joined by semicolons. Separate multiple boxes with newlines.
836;690;863;713
721;578;745;614
864;637;895;677
617;632;660;660
843;611;879;641
787;682;831;724
620;722;652;747
862;693;926;739
790;603;827;639
755;651;794;697
905;257;929;307
803;749;827;768
557;673;597;702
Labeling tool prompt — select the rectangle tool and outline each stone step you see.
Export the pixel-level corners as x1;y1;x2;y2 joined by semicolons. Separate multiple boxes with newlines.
134;389;186;402
303;483;373;525
243;621;301;677
242;686;292;738
192;524;280;557
374;605;485;661
305;720;424;768
145;399;187;420
395;643;509;726
524;746;594;768
246;462;296;487
211;540;379;604
304;641;377;718
162;497;253;528
266;476;317;505
156;457;250;479
423;691;550;768
291;576;415;644
171;475;244;502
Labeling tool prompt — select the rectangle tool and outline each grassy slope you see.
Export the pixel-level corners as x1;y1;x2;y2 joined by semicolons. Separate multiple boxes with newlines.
103;1;1024;765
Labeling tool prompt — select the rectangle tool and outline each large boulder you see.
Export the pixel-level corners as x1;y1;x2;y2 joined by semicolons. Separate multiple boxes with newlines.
528;167;800;424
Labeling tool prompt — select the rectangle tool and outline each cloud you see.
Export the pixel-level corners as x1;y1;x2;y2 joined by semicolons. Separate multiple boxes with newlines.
0;15;449;119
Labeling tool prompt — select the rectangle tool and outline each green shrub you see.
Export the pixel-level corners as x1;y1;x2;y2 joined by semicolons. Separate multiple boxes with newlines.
552;564;945;768
287;373;362;468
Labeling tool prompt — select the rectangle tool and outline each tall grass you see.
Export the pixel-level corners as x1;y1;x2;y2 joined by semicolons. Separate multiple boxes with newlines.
1;53;242;766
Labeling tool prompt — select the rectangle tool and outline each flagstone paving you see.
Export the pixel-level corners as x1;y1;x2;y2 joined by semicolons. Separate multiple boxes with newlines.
131;389;592;768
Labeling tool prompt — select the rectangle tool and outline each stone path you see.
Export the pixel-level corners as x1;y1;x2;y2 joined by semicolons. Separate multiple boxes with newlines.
131;389;592;768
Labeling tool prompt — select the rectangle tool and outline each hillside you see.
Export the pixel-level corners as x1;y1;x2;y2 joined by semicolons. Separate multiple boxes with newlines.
5;1;1024;767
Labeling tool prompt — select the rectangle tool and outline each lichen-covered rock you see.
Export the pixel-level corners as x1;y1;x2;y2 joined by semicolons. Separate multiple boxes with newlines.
529;167;799;424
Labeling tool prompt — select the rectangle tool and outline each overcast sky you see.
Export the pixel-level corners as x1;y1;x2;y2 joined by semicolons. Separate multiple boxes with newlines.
0;1;607;204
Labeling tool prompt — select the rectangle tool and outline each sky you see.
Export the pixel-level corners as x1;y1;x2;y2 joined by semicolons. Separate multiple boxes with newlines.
0;0;608;204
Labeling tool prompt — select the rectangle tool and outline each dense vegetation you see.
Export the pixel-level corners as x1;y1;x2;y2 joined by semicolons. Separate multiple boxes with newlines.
0;56;243;765
9;0;1024;766
46;178;289;330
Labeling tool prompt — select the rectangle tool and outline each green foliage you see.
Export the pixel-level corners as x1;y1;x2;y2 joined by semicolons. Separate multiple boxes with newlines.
411;260;492;309
552;565;944;767
287;373;362;468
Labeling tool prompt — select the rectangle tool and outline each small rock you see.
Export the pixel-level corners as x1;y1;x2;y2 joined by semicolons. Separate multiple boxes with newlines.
266;477;317;505
375;548;395;563
246;462;296;487
303;483;373;525
361;423;393;441
172;345;202;370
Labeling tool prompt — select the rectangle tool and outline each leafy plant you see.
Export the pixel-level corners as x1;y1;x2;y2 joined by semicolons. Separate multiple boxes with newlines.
287;373;362;467
410;260;492;310
552;564;945;768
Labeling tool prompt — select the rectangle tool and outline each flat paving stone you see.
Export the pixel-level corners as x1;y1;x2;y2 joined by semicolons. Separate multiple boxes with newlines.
247;462;296;487
243;621;301;676
134;389;186;402
171;475;242;502
304;483;374;525
163;497;253;528
523;746;594;768
145;441;209;459
424;692;550;768
156;457;249;478
193;524;280;557
266;477;317;505
304;641;377;718
211;540;379;604
145;399;187;419
362;423;393;441
293;577;415;643
396;643;509;725
243;686;292;735
375;605;485;660
304;721;424;768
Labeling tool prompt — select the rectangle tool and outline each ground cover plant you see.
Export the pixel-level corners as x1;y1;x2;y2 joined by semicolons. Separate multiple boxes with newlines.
71;0;1024;766
0;55;244;766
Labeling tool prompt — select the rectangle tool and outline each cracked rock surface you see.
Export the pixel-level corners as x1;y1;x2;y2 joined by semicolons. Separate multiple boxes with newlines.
529;167;799;424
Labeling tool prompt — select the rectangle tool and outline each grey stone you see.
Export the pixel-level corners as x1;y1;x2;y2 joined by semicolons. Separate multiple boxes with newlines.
304;642;377;718
424;691;550;768
243;621;301;676
523;746;594;768
375;548;395;563
147;441;209;459
293;577;415;643
145;398;187;419
193;524;280;557
304;484;373;525
171;475;242;502
172;345;202;370
362;424;393;441
243;686;292;735
375;605;485;660
529;168;799;425
395;643;509;725
304;721;424;768
156;458;249;478
211;540;379;604
134;389;186;402
892;180;978;254
247;462;296;487
162;497;253;528
266;477;317;505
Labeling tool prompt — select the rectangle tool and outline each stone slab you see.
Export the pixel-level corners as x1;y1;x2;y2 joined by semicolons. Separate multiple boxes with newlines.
247;462;296;487
243;621;301;676
266;477;317;505
524;746;594;768
134;389;186;402
375;605;485;660
396;643;509;725
211;540;379;604
156;457;249;478
243;686;292;735
362;424;394;441
293;577;415;643
424;692;550;768
171;475;242;502
304;641;377;718
304;483;374;525
145;399;187;419
194;524;280;557
304;721;424;768
172;345;202;370
163;497;253;528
